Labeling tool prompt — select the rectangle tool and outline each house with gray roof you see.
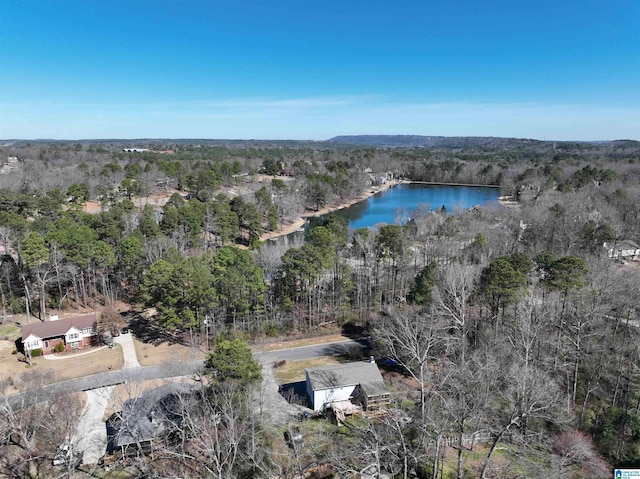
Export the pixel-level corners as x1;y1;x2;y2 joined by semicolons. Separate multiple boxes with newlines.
21;313;98;355
305;359;389;412
106;385;190;459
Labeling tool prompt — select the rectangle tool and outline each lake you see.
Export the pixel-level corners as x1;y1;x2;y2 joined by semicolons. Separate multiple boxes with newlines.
329;182;501;229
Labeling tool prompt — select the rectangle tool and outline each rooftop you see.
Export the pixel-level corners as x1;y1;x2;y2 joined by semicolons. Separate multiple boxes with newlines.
306;361;385;393
108;384;191;450
21;313;97;341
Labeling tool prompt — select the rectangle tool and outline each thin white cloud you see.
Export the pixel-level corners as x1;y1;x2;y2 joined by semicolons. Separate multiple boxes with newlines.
1;96;638;140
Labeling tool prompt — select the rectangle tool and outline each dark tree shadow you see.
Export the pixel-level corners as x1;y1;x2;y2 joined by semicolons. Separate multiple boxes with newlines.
279;381;310;407
319;339;372;360
341;321;369;338
123;311;183;346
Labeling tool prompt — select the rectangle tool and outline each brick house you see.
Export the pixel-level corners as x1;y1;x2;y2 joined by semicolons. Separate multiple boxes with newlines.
21;313;98;355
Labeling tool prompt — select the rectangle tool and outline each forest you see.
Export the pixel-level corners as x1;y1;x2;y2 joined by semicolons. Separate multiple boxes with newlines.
1;137;640;478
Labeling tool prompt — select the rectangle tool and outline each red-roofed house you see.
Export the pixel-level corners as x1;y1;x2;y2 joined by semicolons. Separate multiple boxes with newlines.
21;313;98;355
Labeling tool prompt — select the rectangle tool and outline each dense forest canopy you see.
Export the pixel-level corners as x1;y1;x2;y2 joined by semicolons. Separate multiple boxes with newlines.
1;137;640;477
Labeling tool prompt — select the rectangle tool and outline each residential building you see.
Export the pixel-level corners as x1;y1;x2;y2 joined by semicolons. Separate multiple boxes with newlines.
21;313;98;355
305;359;389;412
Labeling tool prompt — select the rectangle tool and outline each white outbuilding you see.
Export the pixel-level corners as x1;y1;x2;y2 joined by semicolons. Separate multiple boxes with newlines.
305;359;389;412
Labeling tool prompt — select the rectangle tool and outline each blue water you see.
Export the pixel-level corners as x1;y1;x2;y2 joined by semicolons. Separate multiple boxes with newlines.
333;183;500;229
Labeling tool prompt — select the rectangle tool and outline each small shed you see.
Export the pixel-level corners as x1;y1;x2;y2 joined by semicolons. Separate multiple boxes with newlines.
305;360;389;412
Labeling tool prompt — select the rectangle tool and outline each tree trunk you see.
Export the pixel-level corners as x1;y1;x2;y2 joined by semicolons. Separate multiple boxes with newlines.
22;276;32;324
480;423;514;479
81;271;88;307
432;433;441;479
456;427;464;479
39;281;46;320
0;279;7;322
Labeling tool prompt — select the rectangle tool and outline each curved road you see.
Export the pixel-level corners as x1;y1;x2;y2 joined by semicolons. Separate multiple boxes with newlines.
2;337;368;414
2;361;202;413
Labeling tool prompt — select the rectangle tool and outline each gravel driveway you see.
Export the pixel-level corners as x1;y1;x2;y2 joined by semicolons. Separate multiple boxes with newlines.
256;357;310;426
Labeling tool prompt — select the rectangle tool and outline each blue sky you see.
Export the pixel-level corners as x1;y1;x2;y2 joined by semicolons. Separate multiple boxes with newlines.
1;0;638;140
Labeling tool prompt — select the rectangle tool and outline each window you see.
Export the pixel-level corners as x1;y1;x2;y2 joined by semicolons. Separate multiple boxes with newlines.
71;341;80;349
82;327;94;335
68;332;79;341
26;340;39;350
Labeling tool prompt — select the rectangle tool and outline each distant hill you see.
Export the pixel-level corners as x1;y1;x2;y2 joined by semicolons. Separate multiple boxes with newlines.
609;139;640;148
328;135;564;148
4;136;636;151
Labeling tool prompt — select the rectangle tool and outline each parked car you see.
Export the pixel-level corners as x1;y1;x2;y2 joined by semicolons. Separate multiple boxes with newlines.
121;327;129;334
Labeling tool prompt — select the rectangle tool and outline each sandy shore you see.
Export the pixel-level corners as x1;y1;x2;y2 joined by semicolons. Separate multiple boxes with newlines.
259;217;307;241
259;179;403;241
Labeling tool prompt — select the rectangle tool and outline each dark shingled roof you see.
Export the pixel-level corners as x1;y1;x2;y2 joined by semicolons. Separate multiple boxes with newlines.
107;385;191;451
306;361;386;394
21;313;97;341
114;397;158;447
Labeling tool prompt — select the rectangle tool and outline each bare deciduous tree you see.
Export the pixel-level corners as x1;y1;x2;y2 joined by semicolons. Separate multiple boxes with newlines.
434;260;480;363
373;309;447;421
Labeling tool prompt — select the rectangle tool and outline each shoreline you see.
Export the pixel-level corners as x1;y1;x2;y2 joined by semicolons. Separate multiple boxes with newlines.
301;178;403;219
259;179;402;241
259;179;515;242
410;180;500;188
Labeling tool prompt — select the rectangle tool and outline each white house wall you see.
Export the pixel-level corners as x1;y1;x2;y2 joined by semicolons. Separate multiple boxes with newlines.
312;385;357;411
23;334;42;351
65;327;83;343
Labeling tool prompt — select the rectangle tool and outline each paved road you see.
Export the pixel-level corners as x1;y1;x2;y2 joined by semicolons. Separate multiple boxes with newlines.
2;361;202;413
2;337;369;414
255;337;370;364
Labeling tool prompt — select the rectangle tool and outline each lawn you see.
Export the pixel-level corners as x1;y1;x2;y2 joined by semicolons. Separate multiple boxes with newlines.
0;340;124;395
133;337;205;366
0;321;20;340
273;356;345;384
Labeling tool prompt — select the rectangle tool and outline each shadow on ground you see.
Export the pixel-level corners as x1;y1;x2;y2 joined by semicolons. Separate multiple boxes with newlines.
319;338;372;360
123;311;183;346
279;381;310;408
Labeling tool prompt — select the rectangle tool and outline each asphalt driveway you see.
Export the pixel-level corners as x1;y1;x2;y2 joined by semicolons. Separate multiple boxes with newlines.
114;332;141;369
